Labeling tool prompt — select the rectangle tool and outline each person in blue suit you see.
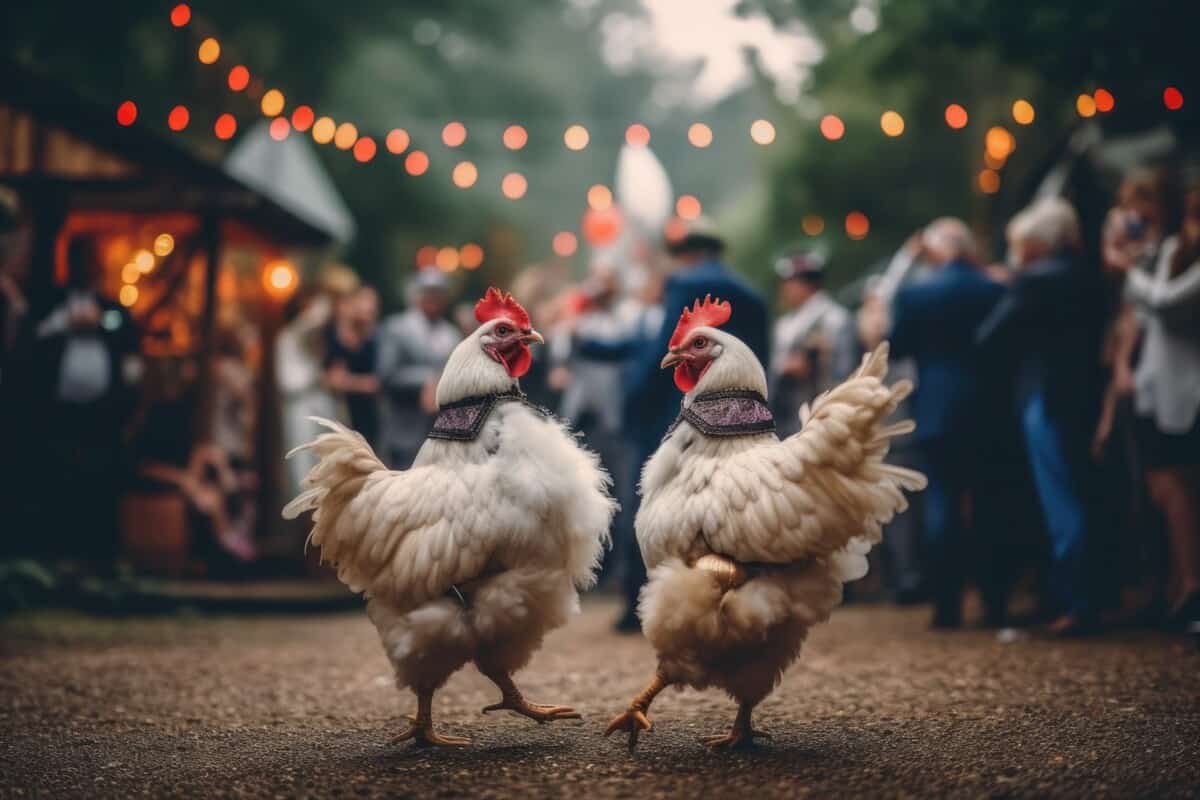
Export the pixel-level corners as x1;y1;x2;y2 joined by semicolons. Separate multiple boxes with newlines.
890;218;1006;628
581;218;769;631
977;198;1110;636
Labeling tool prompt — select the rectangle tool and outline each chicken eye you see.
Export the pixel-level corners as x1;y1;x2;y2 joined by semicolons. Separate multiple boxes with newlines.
495;324;511;336
692;336;707;349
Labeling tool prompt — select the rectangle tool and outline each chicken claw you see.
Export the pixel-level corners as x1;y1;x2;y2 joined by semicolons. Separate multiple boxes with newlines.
699;726;771;749
394;714;471;748
482;698;581;723
603;708;653;748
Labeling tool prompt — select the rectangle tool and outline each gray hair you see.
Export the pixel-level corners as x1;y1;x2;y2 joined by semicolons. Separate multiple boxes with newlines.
1007;197;1081;253
923;217;978;264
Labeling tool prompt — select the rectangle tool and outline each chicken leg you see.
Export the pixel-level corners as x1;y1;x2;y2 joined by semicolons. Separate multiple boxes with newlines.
604;673;670;748
478;665;581;723
394;688;471;747
699;702;771;749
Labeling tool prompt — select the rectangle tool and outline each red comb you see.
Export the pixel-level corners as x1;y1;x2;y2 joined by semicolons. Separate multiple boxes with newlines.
474;287;531;330
669;294;732;349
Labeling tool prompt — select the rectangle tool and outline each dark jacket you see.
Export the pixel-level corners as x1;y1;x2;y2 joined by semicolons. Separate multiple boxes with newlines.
890;260;1005;443
975;253;1106;433
625;259;769;451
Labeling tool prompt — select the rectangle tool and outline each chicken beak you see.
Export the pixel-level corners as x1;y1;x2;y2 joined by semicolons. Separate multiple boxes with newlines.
660;350;683;369
521;329;545;345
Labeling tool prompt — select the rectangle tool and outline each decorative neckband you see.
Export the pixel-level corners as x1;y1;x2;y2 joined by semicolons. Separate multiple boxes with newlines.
671;388;775;438
427;387;550;441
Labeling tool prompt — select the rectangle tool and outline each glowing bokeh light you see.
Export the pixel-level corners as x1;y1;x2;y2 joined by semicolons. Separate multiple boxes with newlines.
153;234;175;257
587;184;613;211
1076;93;1097;117
564;125;589;151
227;65;250;92
353;137;377;163
197;37;220;65
167;105;189;131
845;211;870;240
1164;87;1184;111
268;117;290;141
264;260;298;298
552;231;578;257
312;117;335;144
687;123;713;148
985;126;1015;161
1012;99;1035;125
501;172;527;199
134;249;155;273
214;113;237;140
442;122;467;148
1093;88;1115;113
169;3;191;27
582;207;622;246
116;100;137;126
260;89;285;117
119;285;139;307
664;216;688;243
944;104;968;129
978;169;1001;194
386;129;410;154
502;125;528;150
984;151;1006;170
121;264;141;284
334;122;358;150
801;215;825;236
435;246;459;272
415;245;438;268
405;150;429;175
675;194;702;220
460;243;484;270
750;119;776;145
452;161;478;188
291;105;314;132
625;123;651;147
880;110;905;137
819;114;845;140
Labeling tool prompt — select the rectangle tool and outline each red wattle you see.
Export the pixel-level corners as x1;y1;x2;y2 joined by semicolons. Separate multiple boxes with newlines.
674;363;698;393
507;344;532;378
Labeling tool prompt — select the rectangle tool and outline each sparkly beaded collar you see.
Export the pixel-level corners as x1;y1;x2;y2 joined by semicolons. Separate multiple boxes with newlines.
427;387;550;441
670;388;775;438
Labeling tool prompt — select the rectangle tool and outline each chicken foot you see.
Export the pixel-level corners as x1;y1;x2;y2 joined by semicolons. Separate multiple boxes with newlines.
478;666;581;723
604;673;670;748
700;702;771;749
394;688;471;747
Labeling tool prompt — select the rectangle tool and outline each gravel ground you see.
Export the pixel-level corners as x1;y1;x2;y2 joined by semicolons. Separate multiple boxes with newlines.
2;598;1198;798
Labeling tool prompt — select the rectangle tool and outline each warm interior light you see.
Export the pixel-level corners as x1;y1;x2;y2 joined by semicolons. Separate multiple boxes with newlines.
119;285;139;307
134;249;155;273
405;150;429;175
587;184;613;211
353;137;377;162
675;195;702;220
291;106;314;132
552;231;578;256
116;101;137;127
564;125;590;151
260;89;285;117
1076;93;1097;117
845;211;870;240
501;172;527;199
214;113;237;140
1011;99;1035;125
334;122;358;150
312;117;335;144
167;105;189;131
750;119;776;145
386;129;410;154
985;126;1015;161
819;114;844;140
460;243;484;270
944;104;969;129
502;125;528;150
227;65;250;92
625;124;651;147
153;234;175;257
169;3;191;27
264;260;298;297
880;110;905;137
452;161;478;188
1093;88;1115;113
435;246;459;272
268;117;290;141
687;123;713;148
442;122;467;148
197;38;220;65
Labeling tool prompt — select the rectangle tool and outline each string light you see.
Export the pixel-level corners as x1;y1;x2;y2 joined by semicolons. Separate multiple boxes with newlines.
405;150;429;175
587;184;612;211
625;123;651;147
1076;93;1097;117
415;245;438;268
845;211;869;240
460;243;484;270
985;126;1015;161
664;216;688;243
167;105;189;131
880;110;905;137
291;105;314;132
386;129;410;154
452;161;478;188
169;3;191;27
501;172;527;199
119;285;139;307
214;113;236;140
503;125;528;150
121;263;141;284
1093;88;1115;113
227;65;249;92
944;104;968;129
435;246;459;272
197;37;220;65
687;123;713;148
564;125;589;151
153;234;175;257
260;89;285;117
819;114;845;140
334;122;358;150
675;195;701;220
552;232;578;257
268;117;290;141
312;117;335;144
750;119;776;145
134;249;155;273
978;169;1001;194
801;215;824;236
442;122;467;148
264;260;298;298
353;137;377;163
1012;99;1035;125
1164;87;1184;111
984;151;1006;170
116;100;137;126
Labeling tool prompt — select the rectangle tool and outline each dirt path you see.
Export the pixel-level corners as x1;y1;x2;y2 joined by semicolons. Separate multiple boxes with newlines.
2;599;1197;798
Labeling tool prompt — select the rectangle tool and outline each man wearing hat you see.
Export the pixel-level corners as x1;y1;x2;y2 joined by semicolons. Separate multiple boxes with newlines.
613;216;769;630
770;250;849;438
376;269;461;469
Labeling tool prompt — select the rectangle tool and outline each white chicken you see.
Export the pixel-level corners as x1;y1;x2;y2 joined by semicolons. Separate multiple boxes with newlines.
284;288;615;747
605;295;926;749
